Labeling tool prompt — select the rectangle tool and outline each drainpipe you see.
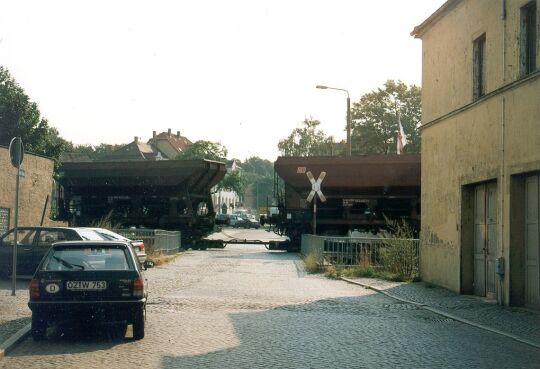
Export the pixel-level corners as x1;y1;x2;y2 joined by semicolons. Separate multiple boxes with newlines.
499;0;507;306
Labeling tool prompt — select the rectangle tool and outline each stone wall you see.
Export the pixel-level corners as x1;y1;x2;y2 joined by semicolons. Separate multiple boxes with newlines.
0;146;64;232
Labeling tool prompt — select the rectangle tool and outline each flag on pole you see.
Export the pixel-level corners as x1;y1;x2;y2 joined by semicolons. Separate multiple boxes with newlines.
397;112;408;155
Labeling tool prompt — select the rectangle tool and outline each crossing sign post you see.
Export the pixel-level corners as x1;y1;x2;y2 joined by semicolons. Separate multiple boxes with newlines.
306;171;326;235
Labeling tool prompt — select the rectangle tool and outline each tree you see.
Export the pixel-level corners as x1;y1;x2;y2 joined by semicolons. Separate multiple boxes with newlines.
175;140;227;162
277;117;341;157
241;156;273;177
240;157;274;210
0;66;71;164
350;80;421;155
70;143;126;160
218;170;245;195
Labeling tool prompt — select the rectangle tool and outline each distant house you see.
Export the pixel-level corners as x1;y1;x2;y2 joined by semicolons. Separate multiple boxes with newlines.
96;128;192;162
101;136;163;161
147;129;192;159
212;159;241;214
412;0;540;307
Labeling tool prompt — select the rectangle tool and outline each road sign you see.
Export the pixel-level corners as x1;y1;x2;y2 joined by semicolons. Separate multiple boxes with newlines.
305;171;326;235
306;171;326;203
9;137;24;168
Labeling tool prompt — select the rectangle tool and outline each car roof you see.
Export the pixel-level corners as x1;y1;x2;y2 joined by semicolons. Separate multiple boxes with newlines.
6;226;82;231
51;240;130;248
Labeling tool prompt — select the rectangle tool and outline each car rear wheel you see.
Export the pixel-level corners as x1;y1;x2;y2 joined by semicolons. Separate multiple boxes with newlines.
31;313;47;341
133;308;145;340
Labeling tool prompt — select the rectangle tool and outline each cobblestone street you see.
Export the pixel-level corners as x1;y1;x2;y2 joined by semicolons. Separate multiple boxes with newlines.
1;244;539;369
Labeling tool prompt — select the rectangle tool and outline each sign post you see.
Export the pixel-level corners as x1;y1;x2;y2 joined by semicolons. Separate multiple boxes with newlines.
9;137;24;296
306;171;326;235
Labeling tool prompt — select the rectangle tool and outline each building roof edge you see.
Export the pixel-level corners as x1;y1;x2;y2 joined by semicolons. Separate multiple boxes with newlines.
410;0;462;38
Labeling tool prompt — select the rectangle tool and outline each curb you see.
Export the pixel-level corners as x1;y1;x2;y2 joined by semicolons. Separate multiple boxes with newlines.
0;323;31;361
341;277;540;350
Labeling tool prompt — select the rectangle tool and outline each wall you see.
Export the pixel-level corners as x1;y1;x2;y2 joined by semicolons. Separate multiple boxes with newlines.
0;147;61;230
418;0;540;300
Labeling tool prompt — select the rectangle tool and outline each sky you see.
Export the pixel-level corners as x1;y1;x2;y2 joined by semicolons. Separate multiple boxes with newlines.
0;0;446;161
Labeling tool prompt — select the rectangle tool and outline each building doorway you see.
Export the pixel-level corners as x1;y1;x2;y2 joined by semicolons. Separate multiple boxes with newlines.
473;181;498;299
525;174;540;307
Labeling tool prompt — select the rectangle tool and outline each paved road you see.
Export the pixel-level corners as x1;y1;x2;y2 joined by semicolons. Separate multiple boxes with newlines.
2;242;539;369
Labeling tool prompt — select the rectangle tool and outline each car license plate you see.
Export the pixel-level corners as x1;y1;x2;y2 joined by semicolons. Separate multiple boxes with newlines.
66;281;107;290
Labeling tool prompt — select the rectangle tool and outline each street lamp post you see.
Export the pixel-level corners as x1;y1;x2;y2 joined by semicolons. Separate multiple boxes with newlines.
316;85;352;156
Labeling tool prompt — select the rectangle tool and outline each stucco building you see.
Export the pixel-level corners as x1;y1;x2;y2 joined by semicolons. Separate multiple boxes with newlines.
412;0;540;307
0;147;59;233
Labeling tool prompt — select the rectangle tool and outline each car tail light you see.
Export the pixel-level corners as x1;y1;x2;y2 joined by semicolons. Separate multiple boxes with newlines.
132;241;145;253
133;277;144;298
30;278;40;300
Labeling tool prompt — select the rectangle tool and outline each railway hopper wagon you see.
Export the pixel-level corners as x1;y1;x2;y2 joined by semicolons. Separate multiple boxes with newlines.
55;159;226;249
268;155;421;251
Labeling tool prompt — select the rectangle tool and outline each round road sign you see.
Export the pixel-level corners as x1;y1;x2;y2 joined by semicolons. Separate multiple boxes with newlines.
8;137;24;168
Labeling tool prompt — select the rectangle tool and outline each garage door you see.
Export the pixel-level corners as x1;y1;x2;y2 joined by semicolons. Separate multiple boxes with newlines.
525;175;540;307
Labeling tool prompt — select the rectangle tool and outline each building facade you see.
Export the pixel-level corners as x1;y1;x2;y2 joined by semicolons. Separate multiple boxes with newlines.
412;0;540;307
0;147;60;233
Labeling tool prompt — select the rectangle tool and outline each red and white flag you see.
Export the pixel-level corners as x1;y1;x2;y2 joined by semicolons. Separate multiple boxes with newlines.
397;113;408;155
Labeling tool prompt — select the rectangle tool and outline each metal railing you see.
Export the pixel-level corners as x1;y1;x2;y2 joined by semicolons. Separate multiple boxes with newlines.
301;234;419;268
113;229;181;255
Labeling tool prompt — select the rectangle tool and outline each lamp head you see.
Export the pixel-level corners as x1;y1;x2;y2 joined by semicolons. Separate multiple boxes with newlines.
315;85;328;89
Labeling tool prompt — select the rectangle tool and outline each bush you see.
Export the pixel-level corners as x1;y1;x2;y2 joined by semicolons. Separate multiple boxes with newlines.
380;217;419;281
303;252;321;274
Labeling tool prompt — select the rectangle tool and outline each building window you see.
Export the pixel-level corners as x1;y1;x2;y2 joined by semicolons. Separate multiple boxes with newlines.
473;33;486;100
520;1;537;76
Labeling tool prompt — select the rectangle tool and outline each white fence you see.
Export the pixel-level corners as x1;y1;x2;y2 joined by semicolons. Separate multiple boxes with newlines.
114;229;181;254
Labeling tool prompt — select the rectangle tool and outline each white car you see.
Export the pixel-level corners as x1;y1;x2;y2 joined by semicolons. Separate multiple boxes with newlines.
83;228;147;264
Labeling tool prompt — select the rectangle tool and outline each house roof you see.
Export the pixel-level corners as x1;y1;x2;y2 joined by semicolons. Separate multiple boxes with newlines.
149;131;192;153
411;0;462;39
101;141;163;161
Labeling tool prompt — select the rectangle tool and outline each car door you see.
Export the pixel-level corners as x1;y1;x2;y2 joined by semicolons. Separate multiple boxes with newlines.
0;228;38;276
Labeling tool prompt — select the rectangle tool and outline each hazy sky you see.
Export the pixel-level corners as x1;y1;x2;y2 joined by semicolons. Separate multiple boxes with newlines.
0;0;445;161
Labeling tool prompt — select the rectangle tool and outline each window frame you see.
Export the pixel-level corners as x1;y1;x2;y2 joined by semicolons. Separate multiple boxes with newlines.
520;1;537;77
473;33;487;101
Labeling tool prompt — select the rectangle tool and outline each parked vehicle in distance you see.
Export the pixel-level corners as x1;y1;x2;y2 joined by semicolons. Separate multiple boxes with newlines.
214;214;230;226
28;240;152;340
83;228;147;264
231;215;260;229
0;227;107;278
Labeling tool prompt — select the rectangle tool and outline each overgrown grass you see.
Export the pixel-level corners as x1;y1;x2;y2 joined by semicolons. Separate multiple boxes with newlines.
303;252;321;274
148;253;179;266
89;211;119;229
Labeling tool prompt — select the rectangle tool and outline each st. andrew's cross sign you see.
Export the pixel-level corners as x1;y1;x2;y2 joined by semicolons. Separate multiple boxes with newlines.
305;171;326;235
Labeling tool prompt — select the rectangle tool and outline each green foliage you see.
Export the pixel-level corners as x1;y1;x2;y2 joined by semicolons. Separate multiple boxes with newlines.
241;156;273;177
303;252;321;274
175;140;227;162
0;66;72;165
278;117;342;157
218;170;246;195
380;217;419;281
351;80;421;155
240;157;274;209
70;143;126;160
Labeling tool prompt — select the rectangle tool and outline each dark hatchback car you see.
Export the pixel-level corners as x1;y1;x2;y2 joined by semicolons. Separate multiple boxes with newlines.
28;241;150;340
0;227;107;278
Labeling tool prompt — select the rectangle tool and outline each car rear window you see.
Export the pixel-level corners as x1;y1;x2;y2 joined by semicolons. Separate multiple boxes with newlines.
42;246;133;271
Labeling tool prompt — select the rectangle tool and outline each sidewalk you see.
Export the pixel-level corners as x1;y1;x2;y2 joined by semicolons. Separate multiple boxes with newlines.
0;280;31;347
343;277;540;347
